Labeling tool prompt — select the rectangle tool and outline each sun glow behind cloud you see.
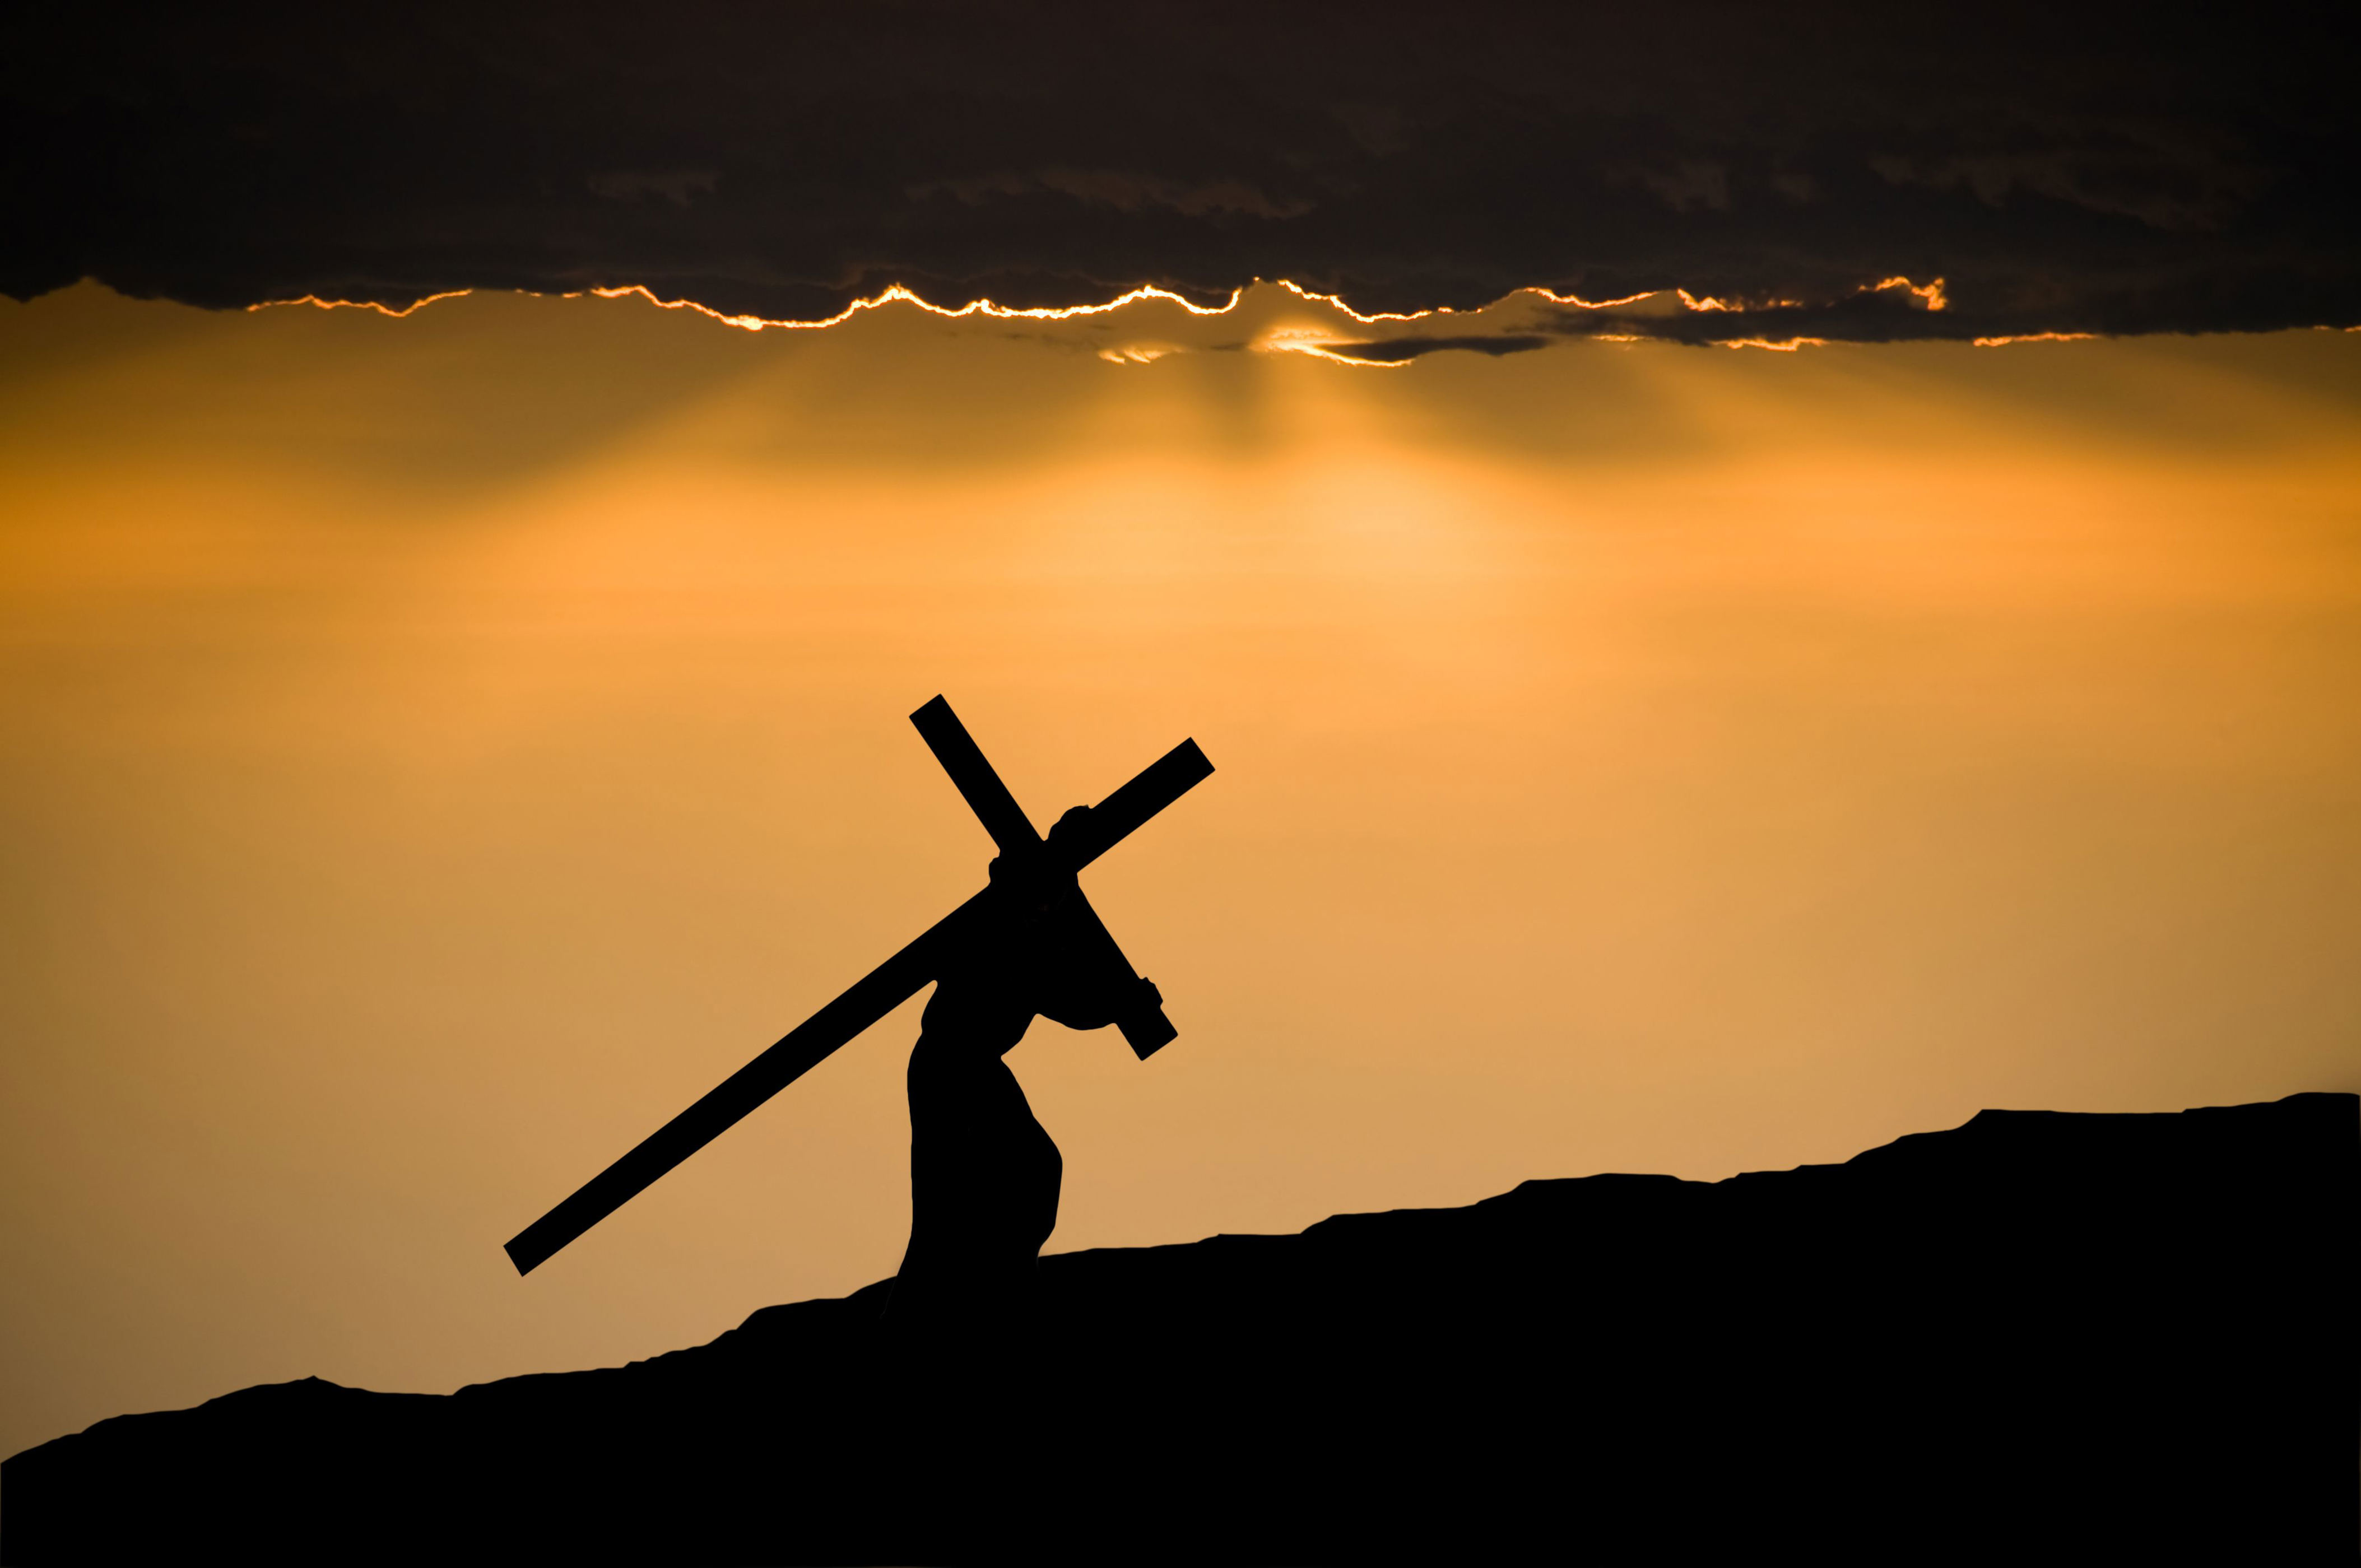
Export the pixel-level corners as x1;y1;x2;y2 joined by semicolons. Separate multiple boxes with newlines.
251;273;1977;358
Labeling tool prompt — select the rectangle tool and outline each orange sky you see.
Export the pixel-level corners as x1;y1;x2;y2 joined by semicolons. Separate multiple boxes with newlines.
3;281;2358;1462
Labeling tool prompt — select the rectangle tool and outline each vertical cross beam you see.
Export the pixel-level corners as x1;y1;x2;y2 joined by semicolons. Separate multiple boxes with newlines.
909;697;1179;1058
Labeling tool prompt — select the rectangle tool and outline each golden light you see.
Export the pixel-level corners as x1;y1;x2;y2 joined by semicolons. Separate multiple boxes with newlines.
4;281;2356;1471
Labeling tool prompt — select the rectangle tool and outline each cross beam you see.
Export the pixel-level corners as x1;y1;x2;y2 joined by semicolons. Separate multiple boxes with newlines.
502;699;1212;1276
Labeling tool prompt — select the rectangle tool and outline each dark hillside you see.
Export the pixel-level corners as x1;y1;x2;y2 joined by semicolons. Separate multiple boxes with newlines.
6;1093;2353;1564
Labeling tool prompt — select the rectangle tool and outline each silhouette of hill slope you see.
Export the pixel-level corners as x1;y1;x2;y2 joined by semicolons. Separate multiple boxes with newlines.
6;1093;2353;1564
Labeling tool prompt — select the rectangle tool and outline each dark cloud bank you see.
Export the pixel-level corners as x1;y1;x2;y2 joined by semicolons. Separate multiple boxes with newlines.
4;1;2354;343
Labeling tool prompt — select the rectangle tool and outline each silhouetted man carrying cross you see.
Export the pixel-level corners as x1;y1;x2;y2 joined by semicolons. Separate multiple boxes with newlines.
889;807;1163;1326
503;697;1209;1305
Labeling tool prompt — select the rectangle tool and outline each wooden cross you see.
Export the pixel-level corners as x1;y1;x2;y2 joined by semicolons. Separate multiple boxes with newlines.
503;697;1214;1274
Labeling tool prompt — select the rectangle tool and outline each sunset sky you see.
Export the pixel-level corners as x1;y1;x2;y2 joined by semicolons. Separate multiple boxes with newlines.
4;0;2357;1470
